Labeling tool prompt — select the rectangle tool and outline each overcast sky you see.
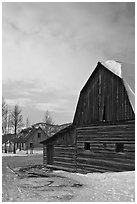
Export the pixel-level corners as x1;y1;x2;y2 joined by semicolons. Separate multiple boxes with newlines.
2;2;135;125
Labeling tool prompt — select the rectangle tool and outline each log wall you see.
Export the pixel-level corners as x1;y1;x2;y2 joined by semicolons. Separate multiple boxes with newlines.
53;145;76;170
76;121;135;173
43;144;76;171
43;121;135;173
43;127;76;171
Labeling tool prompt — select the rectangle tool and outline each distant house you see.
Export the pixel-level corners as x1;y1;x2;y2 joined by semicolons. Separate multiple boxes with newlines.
2;134;17;153
41;60;135;173
32;122;72;137
17;126;48;153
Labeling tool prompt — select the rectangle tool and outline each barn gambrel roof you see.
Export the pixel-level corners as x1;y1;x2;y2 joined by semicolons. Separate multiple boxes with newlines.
101;60;135;112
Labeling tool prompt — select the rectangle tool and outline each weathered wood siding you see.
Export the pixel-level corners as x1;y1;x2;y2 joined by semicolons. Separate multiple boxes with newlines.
73;63;134;126
52;145;76;170
43;127;76;171
76;121;135;173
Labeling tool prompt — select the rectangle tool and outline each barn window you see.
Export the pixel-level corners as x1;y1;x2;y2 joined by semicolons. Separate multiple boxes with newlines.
38;133;41;138
115;143;124;152
102;105;106;122
84;142;90;150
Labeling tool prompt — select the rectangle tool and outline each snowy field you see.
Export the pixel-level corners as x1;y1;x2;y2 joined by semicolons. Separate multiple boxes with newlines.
2;154;135;202
2;149;43;156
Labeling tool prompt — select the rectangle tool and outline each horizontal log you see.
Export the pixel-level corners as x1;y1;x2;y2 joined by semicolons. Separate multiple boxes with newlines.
54;145;75;148
54;146;75;150
53;161;76;169
76;163;122;172
77;133;135;138
76;163;135;173
92;149;135;154
54;148;75;154
76;162;135;172
77;151;135;159
77;145;134;152
47;164;76;172
77;129;135;135
76;147;130;153
77;157;135;170
77;132;135;136
76;153;135;163
54;156;75;163
77;150;135;157
77;140;134;144
54;148;75;153
54;151;75;157
76;166;108;173
124;147;135;151
77;134;135;140
77;128;135;134
76;122;135;131
77;132;135;137
54;153;75;159
76;168;93;174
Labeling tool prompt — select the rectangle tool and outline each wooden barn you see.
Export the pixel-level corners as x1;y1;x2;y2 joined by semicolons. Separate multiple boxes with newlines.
41;60;135;173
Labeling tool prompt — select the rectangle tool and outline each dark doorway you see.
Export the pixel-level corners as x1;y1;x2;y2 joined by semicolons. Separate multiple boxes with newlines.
47;145;54;165
30;143;33;154
102;104;106;122
30;143;33;148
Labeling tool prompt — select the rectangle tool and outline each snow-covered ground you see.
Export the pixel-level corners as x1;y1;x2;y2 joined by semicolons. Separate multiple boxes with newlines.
2;154;135;202
2;149;43;156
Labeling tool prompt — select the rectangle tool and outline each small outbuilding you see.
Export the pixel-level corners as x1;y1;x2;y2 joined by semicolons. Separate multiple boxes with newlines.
41;60;135;173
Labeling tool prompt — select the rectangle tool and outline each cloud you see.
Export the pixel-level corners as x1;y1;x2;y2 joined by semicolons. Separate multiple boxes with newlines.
35;101;74;113
3;80;77;115
2;2;135;124
6;98;33;107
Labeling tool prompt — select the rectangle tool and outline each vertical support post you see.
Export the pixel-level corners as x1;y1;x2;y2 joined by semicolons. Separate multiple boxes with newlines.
74;127;77;173
13;143;16;154
5;142;7;153
26;144;28;154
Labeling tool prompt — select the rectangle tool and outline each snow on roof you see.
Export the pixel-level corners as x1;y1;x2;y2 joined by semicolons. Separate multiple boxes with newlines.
101;60;122;78
101;60;135;112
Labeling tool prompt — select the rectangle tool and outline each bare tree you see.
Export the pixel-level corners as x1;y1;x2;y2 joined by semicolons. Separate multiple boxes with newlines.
7;107;12;133
43;110;54;125
11;105;23;154
2;97;8;134
2;97;7;116
11;105;23;135
26;117;30;128
43;110;54;136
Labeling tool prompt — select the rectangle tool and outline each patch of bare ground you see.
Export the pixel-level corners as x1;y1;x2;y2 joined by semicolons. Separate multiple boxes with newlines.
2;156;135;202
3;164;83;202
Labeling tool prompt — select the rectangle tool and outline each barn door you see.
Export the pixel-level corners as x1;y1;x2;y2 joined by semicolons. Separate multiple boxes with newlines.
47;144;54;165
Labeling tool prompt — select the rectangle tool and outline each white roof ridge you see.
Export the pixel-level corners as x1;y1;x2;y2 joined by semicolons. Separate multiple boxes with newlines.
101;60;122;78
100;60;135;112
